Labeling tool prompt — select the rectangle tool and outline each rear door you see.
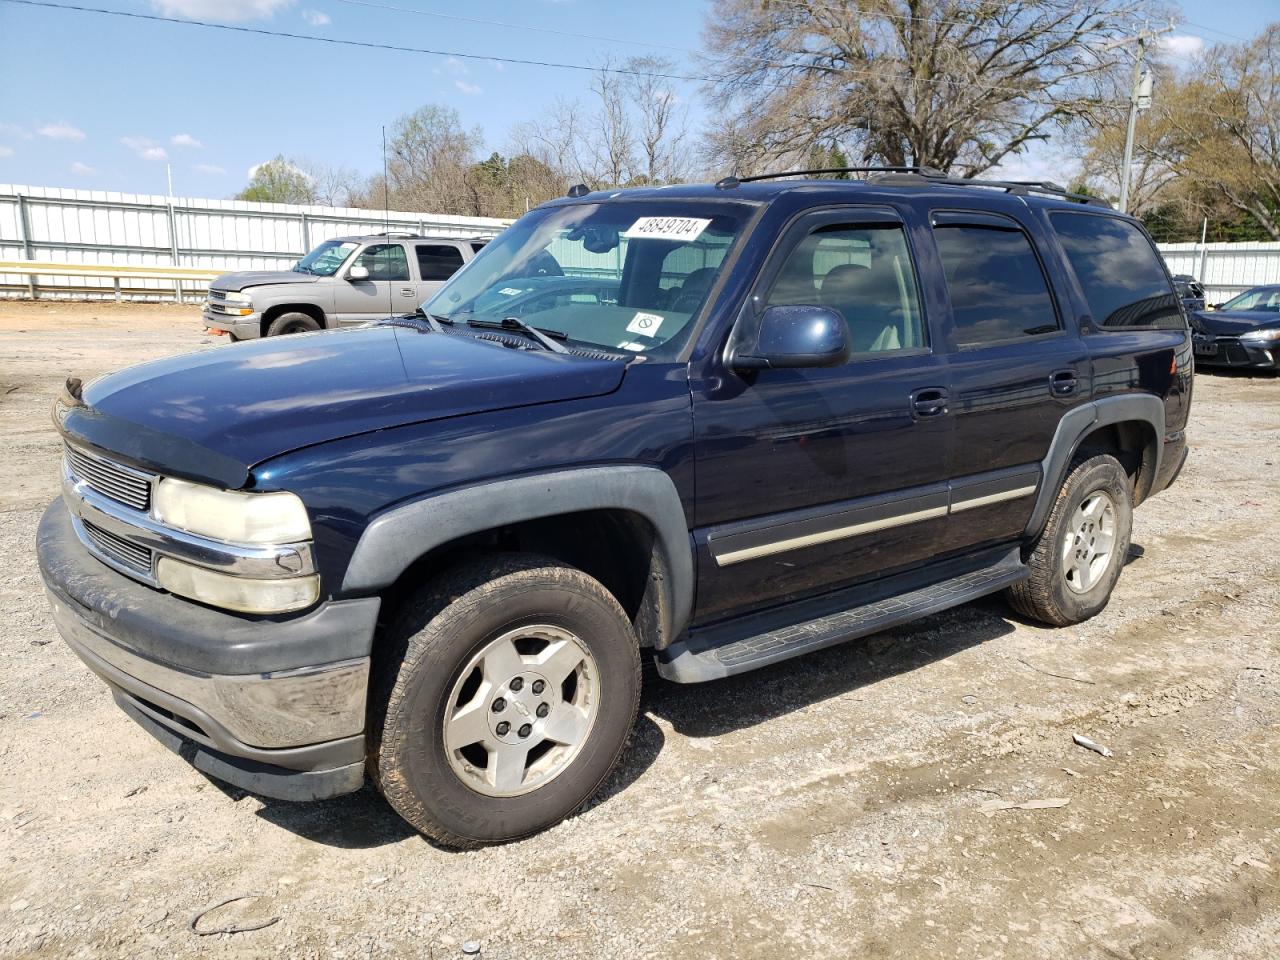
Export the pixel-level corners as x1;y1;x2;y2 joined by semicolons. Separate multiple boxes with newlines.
413;242;468;302
690;206;953;624
333;242;417;325
922;206;1090;553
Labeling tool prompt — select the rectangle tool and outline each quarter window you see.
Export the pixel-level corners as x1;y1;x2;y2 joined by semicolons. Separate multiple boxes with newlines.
766;223;924;353
1050;213;1182;329
933;225;1059;346
354;243;410;282
416;244;465;281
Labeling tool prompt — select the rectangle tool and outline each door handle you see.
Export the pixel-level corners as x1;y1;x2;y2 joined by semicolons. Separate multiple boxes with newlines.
1050;369;1079;396
399;287;416;297
910;386;949;418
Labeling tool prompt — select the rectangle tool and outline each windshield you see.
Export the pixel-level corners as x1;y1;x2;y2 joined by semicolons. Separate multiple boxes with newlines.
424;200;753;357
294;240;359;276
1220;287;1280;312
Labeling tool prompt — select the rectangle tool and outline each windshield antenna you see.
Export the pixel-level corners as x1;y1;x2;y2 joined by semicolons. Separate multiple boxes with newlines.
382;125;395;319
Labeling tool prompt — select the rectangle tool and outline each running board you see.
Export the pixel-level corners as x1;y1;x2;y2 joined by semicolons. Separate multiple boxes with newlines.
657;548;1027;683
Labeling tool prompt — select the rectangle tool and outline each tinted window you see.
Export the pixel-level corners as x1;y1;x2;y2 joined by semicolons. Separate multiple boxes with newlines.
767;223;924;352
470;241;488;254
1050;213;1182;328
934;225;1058;346
416;244;465;281
354;243;410;281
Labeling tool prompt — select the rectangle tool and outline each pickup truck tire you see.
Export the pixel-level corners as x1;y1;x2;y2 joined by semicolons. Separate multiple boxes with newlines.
265;312;322;336
1009;454;1133;627
368;553;642;848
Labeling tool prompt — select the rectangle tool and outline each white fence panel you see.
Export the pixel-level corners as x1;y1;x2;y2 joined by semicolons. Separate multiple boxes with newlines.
1157;241;1280;304
0;183;512;301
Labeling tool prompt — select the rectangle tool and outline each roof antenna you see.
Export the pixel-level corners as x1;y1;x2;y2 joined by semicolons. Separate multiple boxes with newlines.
382;124;395;319
567;183;590;198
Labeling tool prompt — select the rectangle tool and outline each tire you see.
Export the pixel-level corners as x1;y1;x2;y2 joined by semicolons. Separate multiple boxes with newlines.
264;311;322;336
1008;454;1133;627
369;554;642;848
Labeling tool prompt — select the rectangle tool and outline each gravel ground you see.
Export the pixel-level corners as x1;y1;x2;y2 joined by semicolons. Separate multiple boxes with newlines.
0;300;1277;960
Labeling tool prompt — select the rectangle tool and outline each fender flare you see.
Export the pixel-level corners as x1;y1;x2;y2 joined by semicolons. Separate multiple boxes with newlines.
1025;394;1165;538
341;466;694;642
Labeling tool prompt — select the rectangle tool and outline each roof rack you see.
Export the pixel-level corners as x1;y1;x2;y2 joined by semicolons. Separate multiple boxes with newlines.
370;231;424;238
715;165;1111;208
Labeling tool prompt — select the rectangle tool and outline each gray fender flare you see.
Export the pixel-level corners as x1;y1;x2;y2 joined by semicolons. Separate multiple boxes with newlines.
341;466;694;641
1025;394;1165;538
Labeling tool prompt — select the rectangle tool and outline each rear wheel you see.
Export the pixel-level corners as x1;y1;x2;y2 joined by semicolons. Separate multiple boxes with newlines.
1008;454;1133;627
369;554;641;847
265;311;322;336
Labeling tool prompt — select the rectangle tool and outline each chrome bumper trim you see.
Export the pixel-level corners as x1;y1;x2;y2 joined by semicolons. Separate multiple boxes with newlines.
47;587;367;750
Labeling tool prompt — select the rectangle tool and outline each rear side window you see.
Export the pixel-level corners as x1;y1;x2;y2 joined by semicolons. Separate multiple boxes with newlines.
416;244;465;281
1050;213;1182;329
933;224;1059;346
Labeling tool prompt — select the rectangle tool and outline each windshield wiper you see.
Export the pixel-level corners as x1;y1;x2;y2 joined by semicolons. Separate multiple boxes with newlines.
466;316;568;354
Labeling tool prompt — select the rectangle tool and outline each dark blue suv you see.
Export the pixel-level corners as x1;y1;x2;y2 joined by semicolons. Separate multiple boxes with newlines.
37;168;1192;847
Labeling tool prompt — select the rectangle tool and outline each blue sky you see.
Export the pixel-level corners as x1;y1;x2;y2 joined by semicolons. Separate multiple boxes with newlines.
0;0;1276;198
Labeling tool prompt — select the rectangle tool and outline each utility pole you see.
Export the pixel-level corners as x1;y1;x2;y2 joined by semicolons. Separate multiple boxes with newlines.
1108;23;1172;214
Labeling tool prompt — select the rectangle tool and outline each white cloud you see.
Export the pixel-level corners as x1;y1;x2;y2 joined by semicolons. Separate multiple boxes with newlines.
0;146;14;158
301;8;330;26
122;136;169;161
37;121;86;142
195;163;226;175
1159;34;1206;60
0;123;33;140
70;161;96;176
455;79;483;96
170;133;204;149
151;0;294;21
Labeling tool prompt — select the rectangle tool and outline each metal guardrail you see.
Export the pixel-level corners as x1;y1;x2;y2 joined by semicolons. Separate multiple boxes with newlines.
0;259;221;302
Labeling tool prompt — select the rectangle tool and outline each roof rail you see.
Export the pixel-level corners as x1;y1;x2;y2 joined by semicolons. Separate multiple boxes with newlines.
714;165;1111;208
370;231;424;238
715;165;943;189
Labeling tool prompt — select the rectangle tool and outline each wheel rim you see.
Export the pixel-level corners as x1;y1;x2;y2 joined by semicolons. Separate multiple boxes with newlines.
1060;489;1117;594
283;321;312;334
442;624;599;798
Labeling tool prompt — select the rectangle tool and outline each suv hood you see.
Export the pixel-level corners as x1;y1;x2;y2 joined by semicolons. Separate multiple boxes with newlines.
212;270;319;292
58;327;628;488
1191;309;1280;337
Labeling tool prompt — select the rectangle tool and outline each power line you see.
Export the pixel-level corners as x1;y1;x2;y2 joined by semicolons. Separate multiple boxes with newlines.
0;0;1075;96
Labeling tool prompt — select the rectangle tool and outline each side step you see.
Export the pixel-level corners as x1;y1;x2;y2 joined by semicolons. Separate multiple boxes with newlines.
657;548;1027;683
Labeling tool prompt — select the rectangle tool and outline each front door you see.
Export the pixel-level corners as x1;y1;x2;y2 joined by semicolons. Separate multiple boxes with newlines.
690;206;953;626
333;242;418;325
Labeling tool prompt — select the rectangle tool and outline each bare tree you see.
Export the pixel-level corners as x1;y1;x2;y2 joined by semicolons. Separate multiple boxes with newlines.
701;0;1147;177
590;57;637;188
624;56;692;184
380;104;484;215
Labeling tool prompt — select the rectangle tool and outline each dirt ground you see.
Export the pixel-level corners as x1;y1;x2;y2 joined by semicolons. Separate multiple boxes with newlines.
0;299;1277;960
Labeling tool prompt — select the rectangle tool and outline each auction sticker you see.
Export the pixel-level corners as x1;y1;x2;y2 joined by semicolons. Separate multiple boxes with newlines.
622;217;712;243
626;312;665;337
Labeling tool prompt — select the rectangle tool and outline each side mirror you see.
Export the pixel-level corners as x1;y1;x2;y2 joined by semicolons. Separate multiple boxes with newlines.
732;304;852;370
348;265;370;281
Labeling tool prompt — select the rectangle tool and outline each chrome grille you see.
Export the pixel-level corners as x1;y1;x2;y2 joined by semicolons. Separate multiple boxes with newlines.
82;519;154;575
65;444;152;512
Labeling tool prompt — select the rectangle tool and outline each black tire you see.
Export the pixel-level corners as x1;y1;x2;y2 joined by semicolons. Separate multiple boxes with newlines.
1008;454;1133;627
264;311;322;336
369;554;642;848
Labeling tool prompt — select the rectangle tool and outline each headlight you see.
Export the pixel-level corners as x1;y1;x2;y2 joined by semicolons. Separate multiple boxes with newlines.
222;291;253;305
156;557;319;614
1239;328;1280;344
153;477;311;544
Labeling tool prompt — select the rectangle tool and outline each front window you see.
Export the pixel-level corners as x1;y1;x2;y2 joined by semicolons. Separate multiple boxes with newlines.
293;240;358;276
425;201;753;356
1220;287;1280;312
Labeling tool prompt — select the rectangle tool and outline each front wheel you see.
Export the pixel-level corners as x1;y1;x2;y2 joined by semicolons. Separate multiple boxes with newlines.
1008;454;1133;627
369;554;641;847
265;312;322;336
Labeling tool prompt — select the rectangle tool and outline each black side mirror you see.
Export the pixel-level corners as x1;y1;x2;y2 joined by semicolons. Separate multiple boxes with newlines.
732;304;852;370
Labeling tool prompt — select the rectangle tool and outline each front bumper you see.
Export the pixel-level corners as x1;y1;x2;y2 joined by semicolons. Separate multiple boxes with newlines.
1193;335;1279;370
37;499;379;800
202;305;261;339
